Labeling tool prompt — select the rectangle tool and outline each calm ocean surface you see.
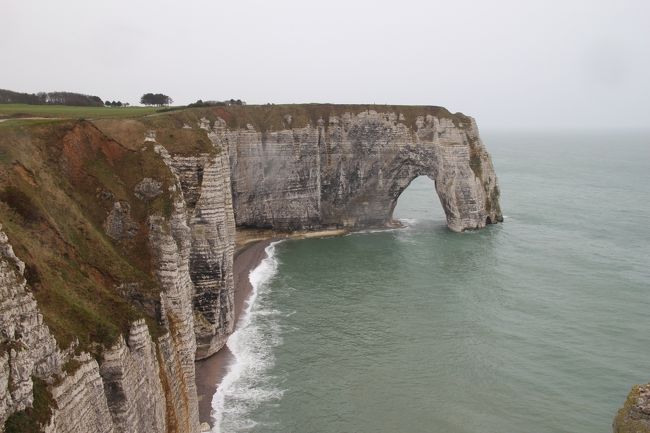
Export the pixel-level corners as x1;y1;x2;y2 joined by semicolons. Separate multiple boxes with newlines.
213;131;650;433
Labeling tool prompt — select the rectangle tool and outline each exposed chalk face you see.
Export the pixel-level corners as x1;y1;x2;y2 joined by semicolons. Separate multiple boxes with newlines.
0;224;62;427
154;137;236;361
224;110;502;233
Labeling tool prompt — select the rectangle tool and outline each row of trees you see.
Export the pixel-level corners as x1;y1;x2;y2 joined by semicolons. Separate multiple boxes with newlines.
187;98;245;107
104;101;130;107
2;88;247;109
0;89;104;106
140;93;173;106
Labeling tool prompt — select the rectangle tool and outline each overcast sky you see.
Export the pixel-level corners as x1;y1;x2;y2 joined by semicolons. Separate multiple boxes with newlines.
2;0;649;129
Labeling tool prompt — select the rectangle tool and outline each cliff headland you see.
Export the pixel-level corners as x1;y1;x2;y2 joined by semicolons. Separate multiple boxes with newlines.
0;103;503;432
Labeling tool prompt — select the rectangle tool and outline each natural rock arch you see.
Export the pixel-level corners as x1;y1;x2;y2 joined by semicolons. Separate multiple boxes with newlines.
388;174;444;223
219;107;502;232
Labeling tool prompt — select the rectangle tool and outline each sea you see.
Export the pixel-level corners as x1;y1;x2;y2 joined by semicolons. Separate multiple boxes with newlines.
212;130;650;433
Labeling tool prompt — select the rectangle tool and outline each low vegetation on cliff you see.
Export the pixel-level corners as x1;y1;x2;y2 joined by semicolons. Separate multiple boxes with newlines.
0;120;170;354
0;109;221;357
4;378;54;433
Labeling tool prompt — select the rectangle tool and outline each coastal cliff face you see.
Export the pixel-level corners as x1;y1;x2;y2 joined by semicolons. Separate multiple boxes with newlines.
225;108;502;232
157;141;236;360
0;114;234;432
0;104;502;433
0;226;61;425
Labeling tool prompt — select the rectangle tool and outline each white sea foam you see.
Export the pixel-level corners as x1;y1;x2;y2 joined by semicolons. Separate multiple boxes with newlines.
211;241;285;433
344;226;405;236
398;217;418;226
339;218;420;237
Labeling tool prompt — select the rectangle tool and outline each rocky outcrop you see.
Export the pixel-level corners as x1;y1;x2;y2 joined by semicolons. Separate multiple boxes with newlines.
225;109;502;232
614;383;650;433
134;178;163;201
99;320;166;433
44;354;114;433
0;224;61;426
147;199;200;433
42;317;186;433
104;202;139;240
153;130;236;360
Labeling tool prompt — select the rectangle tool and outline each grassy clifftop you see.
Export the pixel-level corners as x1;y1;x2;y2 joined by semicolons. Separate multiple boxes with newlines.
1;102;471;130
0;104;159;120
194;103;471;131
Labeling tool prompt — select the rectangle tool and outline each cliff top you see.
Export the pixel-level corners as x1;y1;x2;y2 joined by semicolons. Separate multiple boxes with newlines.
1;103;472;131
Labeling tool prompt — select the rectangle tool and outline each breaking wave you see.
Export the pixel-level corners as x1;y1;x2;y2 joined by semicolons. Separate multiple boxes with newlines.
212;241;285;432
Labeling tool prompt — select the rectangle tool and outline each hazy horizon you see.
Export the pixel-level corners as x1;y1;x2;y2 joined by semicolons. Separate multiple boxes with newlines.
2;0;649;129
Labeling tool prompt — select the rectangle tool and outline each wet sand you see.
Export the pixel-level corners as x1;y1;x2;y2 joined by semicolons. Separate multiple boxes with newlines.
195;239;272;425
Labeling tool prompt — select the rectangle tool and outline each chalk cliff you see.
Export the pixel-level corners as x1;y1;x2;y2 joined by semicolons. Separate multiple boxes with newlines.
226;107;501;232
0;104;502;433
0;115;230;433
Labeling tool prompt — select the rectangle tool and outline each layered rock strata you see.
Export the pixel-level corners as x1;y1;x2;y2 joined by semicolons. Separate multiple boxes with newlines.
153;130;236;360
0;225;61;423
225;110;502;232
44;354;114;433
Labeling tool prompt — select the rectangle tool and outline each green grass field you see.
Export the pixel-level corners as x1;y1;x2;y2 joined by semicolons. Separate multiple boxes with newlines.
0;103;163;120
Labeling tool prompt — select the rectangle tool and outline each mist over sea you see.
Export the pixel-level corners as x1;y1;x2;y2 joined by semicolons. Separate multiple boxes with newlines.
214;130;650;433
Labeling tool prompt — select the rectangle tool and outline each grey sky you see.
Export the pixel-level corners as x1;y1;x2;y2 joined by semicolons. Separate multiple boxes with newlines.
2;0;649;129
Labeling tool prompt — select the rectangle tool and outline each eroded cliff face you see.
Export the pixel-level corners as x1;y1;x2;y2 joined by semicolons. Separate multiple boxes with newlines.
0;226;61;425
225;109;502;232
0;114;234;433
0;104;502;433
154;134;236;360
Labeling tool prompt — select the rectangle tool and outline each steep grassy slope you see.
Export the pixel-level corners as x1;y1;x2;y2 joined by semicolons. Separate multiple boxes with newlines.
0;111;218;358
1;120;168;355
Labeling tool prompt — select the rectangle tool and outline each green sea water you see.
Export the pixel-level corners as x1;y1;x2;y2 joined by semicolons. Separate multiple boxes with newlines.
214;131;650;433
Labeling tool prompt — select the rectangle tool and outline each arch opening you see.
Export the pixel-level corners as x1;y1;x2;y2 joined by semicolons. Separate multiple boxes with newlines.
391;175;446;226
